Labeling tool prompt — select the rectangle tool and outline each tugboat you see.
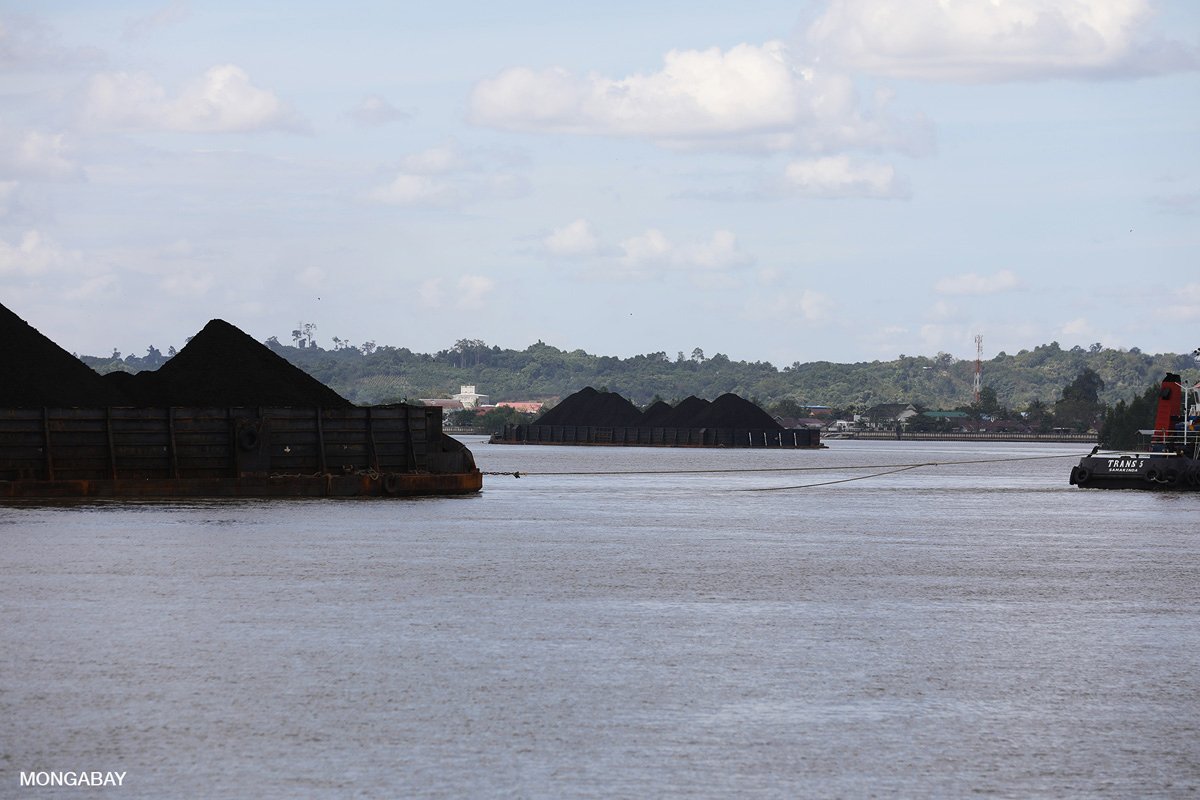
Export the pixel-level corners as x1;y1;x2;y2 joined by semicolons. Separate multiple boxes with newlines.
1070;372;1200;490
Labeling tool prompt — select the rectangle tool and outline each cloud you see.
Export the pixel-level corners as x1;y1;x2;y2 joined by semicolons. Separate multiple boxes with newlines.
0;128;82;179
544;219;599;258
0;13;104;70
1163;282;1200;321
456;275;495;310
0;181;17;216
369;173;456;205
0;229;79;276
934;269;1021;296
469;41;929;153
369;142;525;207
417;275;494;309
751;289;836;323
619;229;750;274
400;142;467;174
122;1;189;42
81;65;304;133
806;0;1200;82
348;94;409;127
784;155;908;198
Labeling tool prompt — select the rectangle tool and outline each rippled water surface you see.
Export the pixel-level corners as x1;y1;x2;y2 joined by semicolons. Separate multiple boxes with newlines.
3;439;1198;798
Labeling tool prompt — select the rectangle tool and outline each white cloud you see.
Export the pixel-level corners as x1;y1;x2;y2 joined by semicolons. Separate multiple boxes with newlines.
1162;282;1200;321
751;289;836;324
0;129;81;180
0;14;104;70
544;219;599;258
419;278;444;308
806;0;1199;82
784;155;908;198
400;142;467;174
934;269;1020;295
369;143;524;207
0;180;17;216
368;173;455;205
82;65;303;133
619;228;750;274
456;275;494;310
122;1;190;42
160;269;213;297
349;94;409;127
470;41;928;153
0;229;78;276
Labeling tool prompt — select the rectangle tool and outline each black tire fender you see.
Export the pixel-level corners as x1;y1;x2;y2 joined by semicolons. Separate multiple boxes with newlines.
237;426;260;452
1074;466;1090;484
1146;468;1161;482
383;473;401;495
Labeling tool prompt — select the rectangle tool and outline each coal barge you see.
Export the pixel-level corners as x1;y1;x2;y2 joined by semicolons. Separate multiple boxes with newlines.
1070;372;1199;491
491;387;822;449
1;305;481;500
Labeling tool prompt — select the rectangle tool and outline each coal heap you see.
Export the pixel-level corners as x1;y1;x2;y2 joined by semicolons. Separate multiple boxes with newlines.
690;393;782;430
533;388;781;430
656;396;711;427
534;387;643;427
1;302;128;407
116;319;353;408
637;400;674;426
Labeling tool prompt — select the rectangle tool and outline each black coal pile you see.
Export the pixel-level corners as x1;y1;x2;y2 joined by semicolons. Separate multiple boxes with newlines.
637;400;674;426
690;393;782;430
1;302;128;407
533;388;781;430
114;319;352;408
656;396;711;427
534;387;643;427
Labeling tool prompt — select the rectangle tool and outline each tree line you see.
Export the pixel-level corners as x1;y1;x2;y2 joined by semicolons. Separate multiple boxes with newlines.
78;334;1197;441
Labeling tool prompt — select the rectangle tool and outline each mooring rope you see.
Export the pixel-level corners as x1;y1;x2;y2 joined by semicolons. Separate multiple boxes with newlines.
481;451;1084;481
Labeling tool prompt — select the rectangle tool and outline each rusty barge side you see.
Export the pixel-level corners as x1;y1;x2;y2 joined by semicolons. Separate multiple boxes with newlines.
0;404;481;500
491;423;822;448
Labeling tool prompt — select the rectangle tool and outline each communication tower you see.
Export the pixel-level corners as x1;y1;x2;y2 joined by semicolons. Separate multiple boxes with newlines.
973;334;983;404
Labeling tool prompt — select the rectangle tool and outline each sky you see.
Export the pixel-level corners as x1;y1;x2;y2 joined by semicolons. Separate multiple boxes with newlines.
1;0;1197;366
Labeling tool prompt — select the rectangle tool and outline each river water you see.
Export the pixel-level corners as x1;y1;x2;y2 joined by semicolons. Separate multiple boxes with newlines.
2;438;1197;798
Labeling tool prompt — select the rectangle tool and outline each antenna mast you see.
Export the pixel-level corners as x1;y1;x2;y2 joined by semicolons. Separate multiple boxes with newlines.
973;334;983;404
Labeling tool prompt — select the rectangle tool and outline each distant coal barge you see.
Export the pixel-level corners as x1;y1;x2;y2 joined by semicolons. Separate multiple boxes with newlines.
1070;372;1199;491
490;387;822;449
1;304;481;500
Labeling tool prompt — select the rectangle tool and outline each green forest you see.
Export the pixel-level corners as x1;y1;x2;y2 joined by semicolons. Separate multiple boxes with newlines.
80;333;1198;429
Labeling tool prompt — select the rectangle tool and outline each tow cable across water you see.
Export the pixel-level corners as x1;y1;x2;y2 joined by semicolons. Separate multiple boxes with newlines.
480;452;1088;491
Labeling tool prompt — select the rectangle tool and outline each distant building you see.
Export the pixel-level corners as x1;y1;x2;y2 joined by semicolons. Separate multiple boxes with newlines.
420;399;465;417
453;385;489;409
494;401;543;415
864;403;918;429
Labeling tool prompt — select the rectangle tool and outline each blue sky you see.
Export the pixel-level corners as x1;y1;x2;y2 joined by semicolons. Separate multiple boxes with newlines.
1;0;1197;366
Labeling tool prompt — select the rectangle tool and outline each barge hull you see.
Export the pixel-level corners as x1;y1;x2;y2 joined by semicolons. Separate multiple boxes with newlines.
0;471;482;500
492;423;821;448
0;405;480;500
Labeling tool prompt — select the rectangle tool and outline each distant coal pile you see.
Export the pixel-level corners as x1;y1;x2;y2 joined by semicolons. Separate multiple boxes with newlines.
534;387;643;427
657;396;711;427
690;393;781;430
1;302;127;407
637;400;674;426
535;388;780;430
115;319;353;408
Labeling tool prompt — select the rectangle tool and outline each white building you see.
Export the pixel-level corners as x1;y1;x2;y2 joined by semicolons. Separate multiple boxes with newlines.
452;385;489;409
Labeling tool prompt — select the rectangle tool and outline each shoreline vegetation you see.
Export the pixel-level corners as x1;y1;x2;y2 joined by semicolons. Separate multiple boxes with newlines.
78;336;1194;413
